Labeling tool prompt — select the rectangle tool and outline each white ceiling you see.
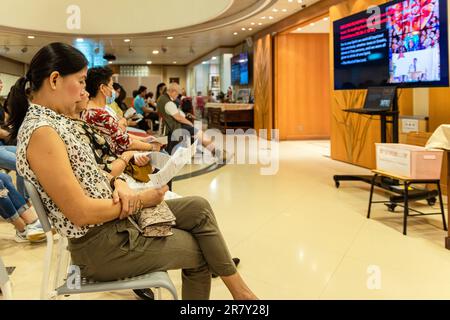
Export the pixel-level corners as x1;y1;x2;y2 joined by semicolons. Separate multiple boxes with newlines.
0;0;321;66
0;0;233;35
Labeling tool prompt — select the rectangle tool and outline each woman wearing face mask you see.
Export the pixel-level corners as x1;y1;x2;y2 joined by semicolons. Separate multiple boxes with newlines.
9;43;257;301
82;67;161;155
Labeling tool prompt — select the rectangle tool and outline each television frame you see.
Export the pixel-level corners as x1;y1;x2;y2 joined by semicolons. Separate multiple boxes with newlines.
333;0;449;90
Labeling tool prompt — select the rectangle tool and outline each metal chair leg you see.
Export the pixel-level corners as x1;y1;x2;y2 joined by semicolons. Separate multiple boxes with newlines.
437;182;448;231
367;174;377;219
403;182;409;235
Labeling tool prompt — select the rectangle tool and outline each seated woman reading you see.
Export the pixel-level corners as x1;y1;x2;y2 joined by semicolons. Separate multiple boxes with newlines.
8;42;257;300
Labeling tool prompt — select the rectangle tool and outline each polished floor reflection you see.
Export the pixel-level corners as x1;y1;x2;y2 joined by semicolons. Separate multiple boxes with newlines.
1;140;450;300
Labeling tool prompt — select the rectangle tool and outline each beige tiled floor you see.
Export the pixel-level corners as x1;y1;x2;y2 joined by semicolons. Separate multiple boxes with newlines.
2;140;450;300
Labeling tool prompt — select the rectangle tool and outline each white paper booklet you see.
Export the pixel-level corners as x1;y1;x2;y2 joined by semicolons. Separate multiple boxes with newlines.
124;108;137;119
130;139;199;188
149;140;199;188
144;136;169;145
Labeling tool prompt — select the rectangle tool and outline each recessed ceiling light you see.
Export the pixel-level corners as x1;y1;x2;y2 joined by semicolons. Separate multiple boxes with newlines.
146;61;152;64
202;61;208;64
297;27;302;31
297;0;303;3
76;38;84;42
27;35;35;39
212;56;217;60
323;17;329;21
233;32;238;35
288;0;293;2
310;22;315;26
282;9;288;12
241;28;246;31
268;16;274;20
167;36;174;40
124;39;131;42
108;61;113;64
249;28;253;31
173;61;177;64
261;16;266;19
152;50;159;54
258;22;263;26
251;22;255;25
272;8;279;12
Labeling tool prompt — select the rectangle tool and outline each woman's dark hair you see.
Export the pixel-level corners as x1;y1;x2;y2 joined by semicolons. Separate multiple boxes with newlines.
145;92;154;100
113;83;126;105
132;90;139;98
137;86;147;95
8;42;88;140
85;66;113;98
155;82;166;101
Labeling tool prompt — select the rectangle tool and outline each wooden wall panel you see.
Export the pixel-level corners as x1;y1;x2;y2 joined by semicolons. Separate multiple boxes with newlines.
330;0;414;169
429;88;450;132
253;35;273;133
275;34;331;140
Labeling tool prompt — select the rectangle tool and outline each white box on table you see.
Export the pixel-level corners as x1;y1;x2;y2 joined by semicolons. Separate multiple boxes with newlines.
375;143;443;179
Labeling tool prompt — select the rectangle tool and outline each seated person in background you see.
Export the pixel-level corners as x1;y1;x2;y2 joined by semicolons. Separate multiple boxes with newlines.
146;92;157;110
111;83;139;128
157;83;220;156
70;91;176;194
0;172;44;243
135;86;159;133
9;42;256;299
82;66;161;155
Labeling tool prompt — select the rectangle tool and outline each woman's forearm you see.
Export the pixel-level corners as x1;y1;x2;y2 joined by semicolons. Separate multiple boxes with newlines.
129;139;153;151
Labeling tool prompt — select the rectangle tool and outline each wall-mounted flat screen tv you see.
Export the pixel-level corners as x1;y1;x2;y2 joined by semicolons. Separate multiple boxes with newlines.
334;0;449;90
231;52;250;85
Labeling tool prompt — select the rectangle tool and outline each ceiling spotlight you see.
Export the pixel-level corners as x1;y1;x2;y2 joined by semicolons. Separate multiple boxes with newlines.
153;50;159;54
310;22;315;26
21;46;28;53
76;38;84;42
297;0;303;3
251;22;255;25
233;32;238;35
249;28;253;31
323;17;329;21
167;36;174;40
288;0;293;2
261;16;266;19
272;8;279;12
258;22;263;25
27;35;35;39
146;61;152;64
173;61;177;64
124;39;131;43
212;56;217;60
282;9;288;12
268;16;274;20
241;28;246;31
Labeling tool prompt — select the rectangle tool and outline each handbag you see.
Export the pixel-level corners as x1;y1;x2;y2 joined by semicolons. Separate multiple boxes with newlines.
125;162;153;183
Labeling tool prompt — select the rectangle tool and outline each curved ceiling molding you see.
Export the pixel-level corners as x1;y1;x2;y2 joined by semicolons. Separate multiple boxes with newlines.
0;0;277;38
0;0;234;35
